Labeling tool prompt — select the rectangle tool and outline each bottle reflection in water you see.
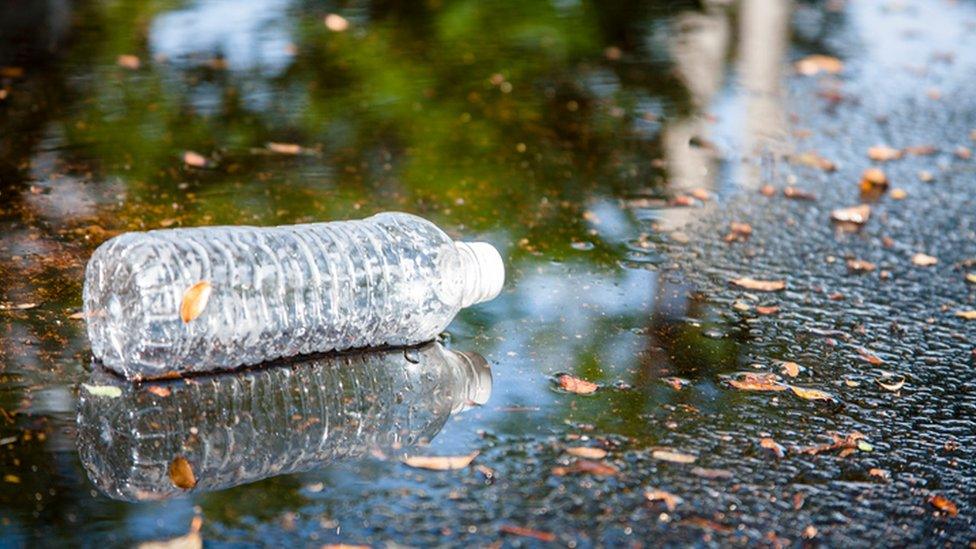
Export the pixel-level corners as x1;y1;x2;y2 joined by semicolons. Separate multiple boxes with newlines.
76;342;491;501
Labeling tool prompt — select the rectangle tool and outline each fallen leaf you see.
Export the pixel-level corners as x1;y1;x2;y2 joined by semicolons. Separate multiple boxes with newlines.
731;278;786;292
760;437;786;458
662;377;689;391
180;281;212;323
877;374;906;392
690;467;732;480
402;452;478;471
831;204;871;225
3;474;20;484
783;186;817;200
793;151;836;170
652;449;697;464
965;273;976;284
798;431;865;456
795;54;843;76
552;459;619;477
557;374;598;394
645;490;682;511
498;525;556;543
756;305;780;315
803;525;818;539
324;13;350;32
781;362;800;378
759;185;776;197
146;386;172;397
724;222;753;243
182;151;212;168
918;170;934;182
790;385;835;402
954;310;976;320
858;348;884;365
565;447;607;459
928;494;959;517
267;142;303;155
169;456;197;490
81;384;123;398
956;146;972;160
725;372;788;392
912;253;938;266
904;144;937;156
869;468;890;480
868;145;903;161
860;167;888;187
847;259;876;273
117;54;140;70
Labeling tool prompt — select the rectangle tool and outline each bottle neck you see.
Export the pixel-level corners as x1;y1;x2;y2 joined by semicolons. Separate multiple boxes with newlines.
454;241;505;308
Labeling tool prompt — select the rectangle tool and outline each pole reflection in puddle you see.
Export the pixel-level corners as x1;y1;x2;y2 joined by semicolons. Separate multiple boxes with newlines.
76;342;491;501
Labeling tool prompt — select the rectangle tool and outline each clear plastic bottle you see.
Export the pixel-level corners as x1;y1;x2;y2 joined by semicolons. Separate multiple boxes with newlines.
83;212;504;379
76;342;492;501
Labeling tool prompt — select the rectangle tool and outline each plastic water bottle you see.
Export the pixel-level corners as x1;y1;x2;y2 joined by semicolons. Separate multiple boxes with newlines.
76;342;492;501
83;212;504;379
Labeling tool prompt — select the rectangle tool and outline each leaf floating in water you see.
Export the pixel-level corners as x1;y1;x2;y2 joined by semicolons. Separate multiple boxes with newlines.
690;467;732;480
760;438;786;458
725;372;788;392
755;305;780;315
182;151;213;169
831;204;871;225
877;373;906;392
498;525;556;543
169;456;197;490
858;348;884;365
730;278;786;292
783;186;817;200
890;188;908;200
867;145;903;162
116;54;140;70
402;452;478;471
81;384;122;398
860;167;888;188
847;259;876;273
0;302;38;311
266;142;303;155
928;494;959;517
869;468;890;480
565;447;607;459
552;459;618;477
723;222;753;243
556;374;598;394
792;151;836;172
911;253;938;266
324;13;349;32
780;362;801;378
146;386;172;397
795;54;844;76
180;281;212;323
965;273;976;284
954;310;976;320
651;449;697;464
798;431;866;456
789;385;835;402
645;489;682;511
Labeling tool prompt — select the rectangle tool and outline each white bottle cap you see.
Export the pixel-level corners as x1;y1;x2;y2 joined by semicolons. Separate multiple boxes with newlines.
455;241;505;308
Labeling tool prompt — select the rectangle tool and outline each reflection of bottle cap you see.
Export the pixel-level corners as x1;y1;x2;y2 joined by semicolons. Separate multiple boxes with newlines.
455;241;505;307
453;350;492;412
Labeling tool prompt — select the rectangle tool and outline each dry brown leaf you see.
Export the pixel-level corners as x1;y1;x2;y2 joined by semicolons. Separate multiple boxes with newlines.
955;310;976;320
726;372;788;392
928;494;959;517
324;13;350;32
565;447;607;459
117;55;141;70
169;456;197;490
869;468;890;480
756;305;780;315
552;459;618;477
792;151;837;172
795;54;844;76
904;144;937;156
146;386;172;398
890;188;908;200
847;259;876;273
690;467;732;480
912;253;938;266
868;145;903;161
860;167;888;187
651;449;697;464
498;525;556;542
662;377;689;391
783;186;817;200
760;437;786;458
645;490;682;511
965;273;976;284
798;431;865;456
831;204;871;225
731;278;786;292
180;281;212;323
182;151;211;168
557;374;598;394
0;303;38;311
877;375;906;392
790;385;835;402
267;142;303;155
858;348;884;365
68;311;86;320
724;222;753;243
402;452;478;471
781;362;800;378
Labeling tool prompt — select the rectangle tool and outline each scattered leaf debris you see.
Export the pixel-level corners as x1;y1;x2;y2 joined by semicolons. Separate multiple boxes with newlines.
928;494;959;517
877;373;906;392
911;253;938;267
783;186;817;200
724;222;753;243
565;447;607;460
690;467;732;480
890;188;908;200
403;452;478;471
146;386;172;398
116;55;141;70
499;525;556;542
760;438;786;458
651;449;697;464
556;374;598;394
756;305;780;315
180;281;213;323
798;431;867;457
645;490;682;511
868;145;903;162
324;13;350;32
169;456;197;490
847;259;876;273
789;385;835;402
725;372;788;392
781;362;801;378
182;151;213;169
954;310;976;320
792;151;836;171
552;459;619;477
831;204;871;225
795;54;844;76
731;278;786;292
266;142;304;155
869;468;890;480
